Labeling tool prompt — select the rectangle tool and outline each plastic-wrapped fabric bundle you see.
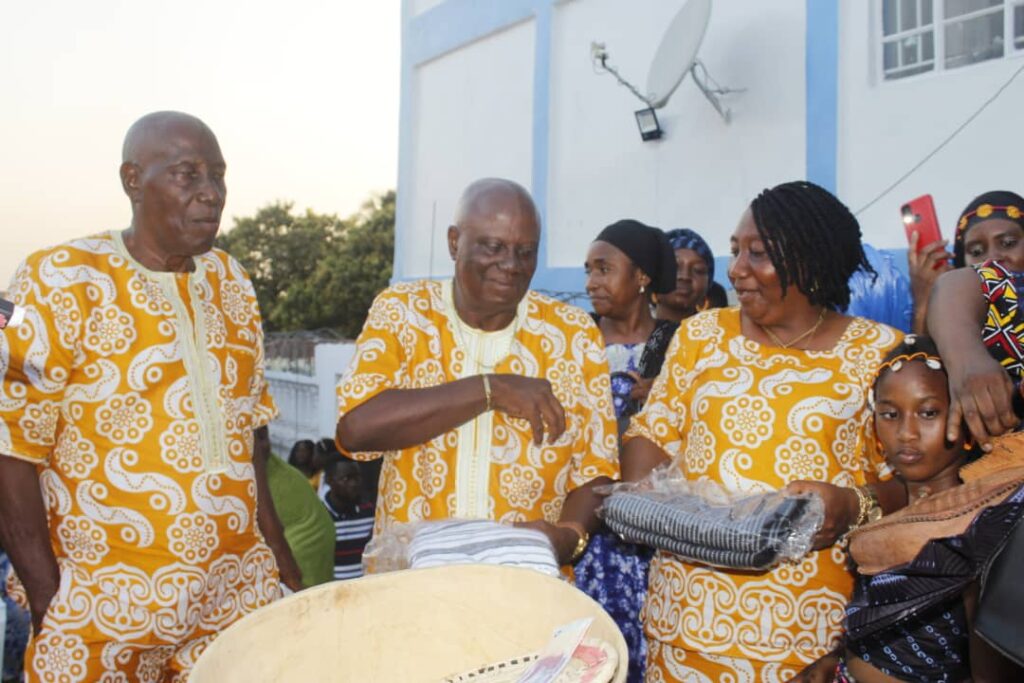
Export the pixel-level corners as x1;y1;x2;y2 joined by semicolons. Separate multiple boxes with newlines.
598;465;823;571
846;243;913;333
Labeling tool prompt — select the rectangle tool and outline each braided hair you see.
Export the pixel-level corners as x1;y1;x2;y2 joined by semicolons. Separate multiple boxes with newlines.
749;181;875;311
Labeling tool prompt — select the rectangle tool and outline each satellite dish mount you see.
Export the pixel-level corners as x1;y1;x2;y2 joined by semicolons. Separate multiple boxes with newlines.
592;0;742;135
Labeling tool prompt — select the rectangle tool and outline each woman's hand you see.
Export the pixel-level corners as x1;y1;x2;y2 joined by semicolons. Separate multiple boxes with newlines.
785;480;859;549
908;233;952;333
785;651;840;683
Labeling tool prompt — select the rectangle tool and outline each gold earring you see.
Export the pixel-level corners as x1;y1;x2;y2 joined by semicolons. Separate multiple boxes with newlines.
639;284;646;294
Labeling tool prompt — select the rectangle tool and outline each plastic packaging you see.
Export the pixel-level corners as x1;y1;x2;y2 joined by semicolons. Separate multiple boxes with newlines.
0;298;25;330
597;464;824;570
362;519;562;577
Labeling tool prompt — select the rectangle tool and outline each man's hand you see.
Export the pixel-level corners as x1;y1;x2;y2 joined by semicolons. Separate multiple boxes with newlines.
29;584;58;633
785;480;859;550
514;520;579;565
489;375;567;445
251;426;304;592
0;456;61;633
945;347;1017;451
272;543;304;593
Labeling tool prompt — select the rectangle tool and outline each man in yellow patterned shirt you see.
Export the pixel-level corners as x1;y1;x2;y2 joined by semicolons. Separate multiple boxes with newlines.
336;178;619;565
0;112;299;682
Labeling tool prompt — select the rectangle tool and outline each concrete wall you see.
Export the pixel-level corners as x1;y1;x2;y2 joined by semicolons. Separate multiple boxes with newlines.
266;342;355;455
397;0;1024;293
545;0;806;268
838;2;1024;248
404;19;536;279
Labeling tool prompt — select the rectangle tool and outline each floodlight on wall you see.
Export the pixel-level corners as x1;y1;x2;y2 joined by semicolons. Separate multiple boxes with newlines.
591;0;743;137
635;108;662;141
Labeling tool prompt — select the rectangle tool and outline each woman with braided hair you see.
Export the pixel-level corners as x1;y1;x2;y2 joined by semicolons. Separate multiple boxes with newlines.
621;181;907;681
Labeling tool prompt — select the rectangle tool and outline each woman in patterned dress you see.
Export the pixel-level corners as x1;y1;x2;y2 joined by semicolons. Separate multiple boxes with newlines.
576;219;680;682
621;181;909;682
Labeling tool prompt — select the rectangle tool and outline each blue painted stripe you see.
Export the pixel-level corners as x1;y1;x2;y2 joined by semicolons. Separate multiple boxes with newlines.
406;0;543;65
531;3;554;276
805;0;839;192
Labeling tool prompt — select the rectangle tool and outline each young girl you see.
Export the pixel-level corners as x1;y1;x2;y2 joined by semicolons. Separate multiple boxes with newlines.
838;336;1024;682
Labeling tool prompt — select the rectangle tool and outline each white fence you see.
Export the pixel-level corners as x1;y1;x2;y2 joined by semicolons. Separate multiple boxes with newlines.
265;342;356;456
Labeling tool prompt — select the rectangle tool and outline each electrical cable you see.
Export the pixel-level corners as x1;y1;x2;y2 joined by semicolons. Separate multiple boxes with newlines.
854;60;1024;216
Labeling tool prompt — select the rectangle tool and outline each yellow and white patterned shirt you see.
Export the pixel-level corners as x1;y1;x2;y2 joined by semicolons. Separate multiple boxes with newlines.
626;307;900;666
0;231;280;641
336;279;620;533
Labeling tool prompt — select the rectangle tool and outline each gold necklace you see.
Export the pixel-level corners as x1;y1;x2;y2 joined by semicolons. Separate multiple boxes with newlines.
757;308;826;349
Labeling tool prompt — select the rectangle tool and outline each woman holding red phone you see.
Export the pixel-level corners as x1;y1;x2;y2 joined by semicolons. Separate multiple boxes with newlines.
909;190;1024;333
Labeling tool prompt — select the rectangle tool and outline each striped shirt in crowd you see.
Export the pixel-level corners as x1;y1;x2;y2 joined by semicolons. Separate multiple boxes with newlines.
320;490;374;580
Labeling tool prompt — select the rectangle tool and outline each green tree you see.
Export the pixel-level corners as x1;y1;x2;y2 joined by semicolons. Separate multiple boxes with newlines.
216;192;394;337
215;201;348;324
275;191;395;337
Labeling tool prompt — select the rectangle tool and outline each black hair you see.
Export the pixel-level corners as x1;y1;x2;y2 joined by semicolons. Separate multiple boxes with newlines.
749;181;875;311
287;439;315;467
705;281;728;309
315;437;341;457
324;454;359;479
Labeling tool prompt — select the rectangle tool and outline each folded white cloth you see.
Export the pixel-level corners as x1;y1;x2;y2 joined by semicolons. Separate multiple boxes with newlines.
408;520;561;578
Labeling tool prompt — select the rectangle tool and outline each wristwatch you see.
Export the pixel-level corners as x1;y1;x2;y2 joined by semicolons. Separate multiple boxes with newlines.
555;521;590;564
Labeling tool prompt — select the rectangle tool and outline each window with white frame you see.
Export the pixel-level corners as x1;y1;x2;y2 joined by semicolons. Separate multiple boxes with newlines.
880;0;1024;80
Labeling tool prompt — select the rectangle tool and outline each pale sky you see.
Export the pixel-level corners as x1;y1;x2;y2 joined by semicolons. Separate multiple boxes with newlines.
0;0;400;285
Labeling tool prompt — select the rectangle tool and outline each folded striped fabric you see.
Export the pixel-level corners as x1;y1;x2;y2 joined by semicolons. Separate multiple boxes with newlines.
407;519;562;578
603;491;815;570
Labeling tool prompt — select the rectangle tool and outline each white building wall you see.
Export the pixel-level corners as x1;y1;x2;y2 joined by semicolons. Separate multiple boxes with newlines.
838;2;1024;248
411;0;446;16
404;19;536;279
546;0;808;264
266;342;356;456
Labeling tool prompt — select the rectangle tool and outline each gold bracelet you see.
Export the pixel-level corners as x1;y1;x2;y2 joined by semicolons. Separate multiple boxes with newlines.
555;521;590;564
481;373;492;412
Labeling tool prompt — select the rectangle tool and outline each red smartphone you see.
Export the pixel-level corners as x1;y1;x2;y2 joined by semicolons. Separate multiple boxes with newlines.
901;194;942;252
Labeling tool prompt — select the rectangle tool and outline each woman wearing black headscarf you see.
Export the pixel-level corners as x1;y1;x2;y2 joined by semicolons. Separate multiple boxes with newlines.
577;219;678;683
584;219;679;433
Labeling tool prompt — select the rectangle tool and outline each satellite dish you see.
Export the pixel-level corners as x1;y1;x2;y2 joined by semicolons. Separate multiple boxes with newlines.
645;0;712;109
590;0;741;127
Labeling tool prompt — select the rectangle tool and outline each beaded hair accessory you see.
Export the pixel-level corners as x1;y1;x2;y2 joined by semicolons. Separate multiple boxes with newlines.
956;204;1024;236
868;335;944;408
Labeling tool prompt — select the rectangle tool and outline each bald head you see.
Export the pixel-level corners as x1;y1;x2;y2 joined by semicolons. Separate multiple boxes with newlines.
119;111;227;272
447;178;540;326
122;111;217;165
453;178;539;231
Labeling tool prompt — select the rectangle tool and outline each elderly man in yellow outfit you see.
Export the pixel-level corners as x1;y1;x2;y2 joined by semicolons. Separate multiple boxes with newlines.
0;111;300;682
336;178;619;567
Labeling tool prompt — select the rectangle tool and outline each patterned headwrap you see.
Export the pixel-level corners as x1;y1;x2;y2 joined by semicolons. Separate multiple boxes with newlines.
663;228;714;283
953;190;1024;267
595;220;678;294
